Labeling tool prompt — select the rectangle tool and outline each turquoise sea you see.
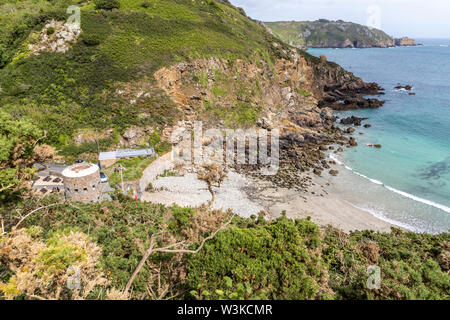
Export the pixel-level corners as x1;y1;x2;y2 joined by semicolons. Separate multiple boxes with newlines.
309;39;450;234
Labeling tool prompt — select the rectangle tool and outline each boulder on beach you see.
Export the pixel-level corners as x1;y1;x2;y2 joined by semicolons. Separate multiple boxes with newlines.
329;169;339;176
313;168;323;176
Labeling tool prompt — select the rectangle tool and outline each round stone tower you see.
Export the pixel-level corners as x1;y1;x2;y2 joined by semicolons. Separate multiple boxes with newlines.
62;163;102;203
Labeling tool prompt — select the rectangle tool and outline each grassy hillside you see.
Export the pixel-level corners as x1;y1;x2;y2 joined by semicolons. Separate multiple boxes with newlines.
265;20;394;48
0;0;294;154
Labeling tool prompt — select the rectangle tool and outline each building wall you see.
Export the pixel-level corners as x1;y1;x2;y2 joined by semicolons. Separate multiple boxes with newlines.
63;170;102;203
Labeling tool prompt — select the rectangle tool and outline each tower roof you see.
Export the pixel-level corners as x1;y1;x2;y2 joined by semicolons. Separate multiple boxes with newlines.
62;163;99;178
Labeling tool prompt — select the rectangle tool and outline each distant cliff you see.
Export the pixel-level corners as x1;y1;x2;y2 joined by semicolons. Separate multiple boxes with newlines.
264;20;415;49
395;37;417;46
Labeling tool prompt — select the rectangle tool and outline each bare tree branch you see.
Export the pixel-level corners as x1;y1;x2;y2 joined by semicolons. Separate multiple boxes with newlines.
123;216;233;296
15;203;62;228
0;183;14;193
154;216;233;254
123;233;157;294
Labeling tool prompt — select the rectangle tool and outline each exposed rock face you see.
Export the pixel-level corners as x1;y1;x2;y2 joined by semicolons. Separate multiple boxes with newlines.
75;129;113;145
340;116;368;126
395;37;416;46
395;84;413;91
148;48;381;190
28;20;81;55
319;79;385;111
120;126;154;148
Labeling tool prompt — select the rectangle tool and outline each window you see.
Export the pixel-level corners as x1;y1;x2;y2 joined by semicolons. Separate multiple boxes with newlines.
83;187;88;192
74;189;79;193
92;185;96;189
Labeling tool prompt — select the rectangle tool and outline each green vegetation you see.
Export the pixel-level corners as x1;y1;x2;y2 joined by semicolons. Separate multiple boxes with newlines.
298;88;311;97
2;197;448;300
0;0;291;152
0;110;44;203
325;228;450;299
94;0;120;10
187;217;449;300
265;20;394;48
1;1;448;301
186;217;331;300
46;27;55;35
103;156;156;187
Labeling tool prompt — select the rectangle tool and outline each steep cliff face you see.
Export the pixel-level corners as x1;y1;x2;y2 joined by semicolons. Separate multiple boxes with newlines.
148;47;384;188
152;49;382;128
264;20;395;49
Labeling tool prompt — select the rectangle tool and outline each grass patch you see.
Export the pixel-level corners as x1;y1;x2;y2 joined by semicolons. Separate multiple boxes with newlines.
104;156;156;187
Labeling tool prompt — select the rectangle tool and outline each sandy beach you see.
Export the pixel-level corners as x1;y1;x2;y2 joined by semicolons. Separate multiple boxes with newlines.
141;163;395;233
252;173;395;233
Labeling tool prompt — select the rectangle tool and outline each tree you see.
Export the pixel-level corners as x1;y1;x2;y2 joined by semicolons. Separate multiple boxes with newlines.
0;111;53;203
197;163;227;204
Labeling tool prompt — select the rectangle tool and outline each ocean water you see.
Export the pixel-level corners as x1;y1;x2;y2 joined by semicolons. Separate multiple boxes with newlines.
308;39;450;234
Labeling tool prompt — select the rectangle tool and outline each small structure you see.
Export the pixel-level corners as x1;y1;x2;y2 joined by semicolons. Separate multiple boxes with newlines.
98;148;156;168
62;163;102;203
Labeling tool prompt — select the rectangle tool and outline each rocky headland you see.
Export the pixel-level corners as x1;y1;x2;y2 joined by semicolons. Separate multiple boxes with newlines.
264;20;417;49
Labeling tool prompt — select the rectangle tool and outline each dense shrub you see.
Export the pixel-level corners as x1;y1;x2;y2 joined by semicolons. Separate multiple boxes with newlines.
46;27;55;35
81;34;101;46
3;194;449;300
168;206;195;234
323;228;450;300
186;217;332;300
94;0;121;10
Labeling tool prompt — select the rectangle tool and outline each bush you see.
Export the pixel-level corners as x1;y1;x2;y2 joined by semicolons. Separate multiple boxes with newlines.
82;34;101;46
168;205;195;234
46;27;55;35
94;0;120;10
186;218;331;300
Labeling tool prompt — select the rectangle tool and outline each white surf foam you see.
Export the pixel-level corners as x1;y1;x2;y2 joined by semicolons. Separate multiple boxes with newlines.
329;153;342;165
331;154;450;214
345;202;420;232
384;186;450;214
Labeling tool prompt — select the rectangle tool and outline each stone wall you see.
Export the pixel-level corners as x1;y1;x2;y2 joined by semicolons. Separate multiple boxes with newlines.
139;153;174;192
63;170;102;203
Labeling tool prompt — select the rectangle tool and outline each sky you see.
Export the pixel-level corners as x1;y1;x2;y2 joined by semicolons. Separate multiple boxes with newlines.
230;0;450;38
